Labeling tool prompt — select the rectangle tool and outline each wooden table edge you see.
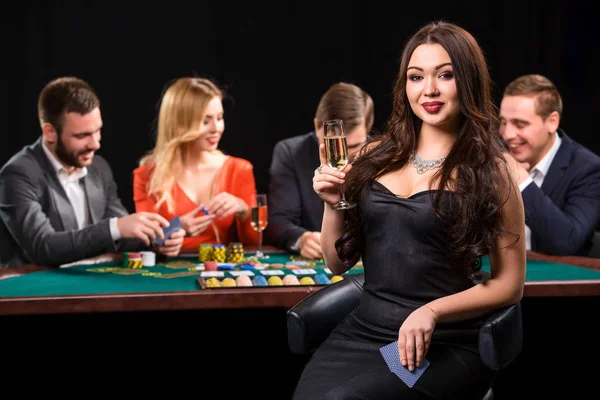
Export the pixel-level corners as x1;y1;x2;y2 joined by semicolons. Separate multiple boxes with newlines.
0;286;320;316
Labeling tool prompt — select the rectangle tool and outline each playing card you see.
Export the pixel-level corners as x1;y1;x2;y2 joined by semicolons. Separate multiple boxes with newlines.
155;216;181;246
379;341;430;388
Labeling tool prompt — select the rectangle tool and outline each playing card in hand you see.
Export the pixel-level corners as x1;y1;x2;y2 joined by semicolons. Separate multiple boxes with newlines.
379;340;430;388
155;216;181;246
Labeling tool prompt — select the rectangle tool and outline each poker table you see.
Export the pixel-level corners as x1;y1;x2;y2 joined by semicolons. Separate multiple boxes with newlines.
1;248;599;316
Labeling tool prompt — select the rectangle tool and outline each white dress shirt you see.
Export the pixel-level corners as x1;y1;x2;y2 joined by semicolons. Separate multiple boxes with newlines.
42;142;121;240
518;132;562;250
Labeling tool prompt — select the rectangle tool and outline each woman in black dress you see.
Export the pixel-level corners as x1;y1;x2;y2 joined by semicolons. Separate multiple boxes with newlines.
293;21;526;400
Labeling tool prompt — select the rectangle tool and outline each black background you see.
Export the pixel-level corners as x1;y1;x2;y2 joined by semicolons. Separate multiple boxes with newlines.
2;1;598;216
1;2;600;395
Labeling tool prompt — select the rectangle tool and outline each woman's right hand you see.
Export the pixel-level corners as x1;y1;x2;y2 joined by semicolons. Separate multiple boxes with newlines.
313;143;352;208
180;205;216;237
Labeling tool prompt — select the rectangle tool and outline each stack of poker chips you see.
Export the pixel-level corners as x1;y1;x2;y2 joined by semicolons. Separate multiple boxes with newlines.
235;275;253;286
267;276;284;286
212;244;227;262
314;273;331;285
221;277;237;287
204;261;218;271
205;277;221;288
198;244;213;262
299;276;316;285
252;276;268;287
140;251;156;267
227;242;244;262
122;252;143;269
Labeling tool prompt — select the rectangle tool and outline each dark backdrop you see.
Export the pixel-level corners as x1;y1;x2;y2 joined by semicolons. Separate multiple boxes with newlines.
2;0;598;214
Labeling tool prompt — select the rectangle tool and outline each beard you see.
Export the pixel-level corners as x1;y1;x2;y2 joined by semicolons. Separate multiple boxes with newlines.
55;135;92;168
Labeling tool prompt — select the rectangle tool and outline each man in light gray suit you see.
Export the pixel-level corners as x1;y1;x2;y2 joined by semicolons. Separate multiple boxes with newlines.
266;82;374;259
0;76;185;267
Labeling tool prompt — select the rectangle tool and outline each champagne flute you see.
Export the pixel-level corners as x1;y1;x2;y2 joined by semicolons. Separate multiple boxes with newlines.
251;193;269;259
323;119;356;210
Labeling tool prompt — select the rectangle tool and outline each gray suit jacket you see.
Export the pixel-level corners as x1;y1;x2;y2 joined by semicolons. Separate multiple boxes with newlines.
0;138;144;267
266;131;324;251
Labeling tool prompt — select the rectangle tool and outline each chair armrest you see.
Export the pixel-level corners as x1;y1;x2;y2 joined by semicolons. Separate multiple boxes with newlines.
478;302;523;370
286;274;365;354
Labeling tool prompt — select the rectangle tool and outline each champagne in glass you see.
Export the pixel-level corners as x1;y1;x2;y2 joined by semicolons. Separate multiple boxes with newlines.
251;204;268;232
251;194;269;258
323;119;356;210
324;135;349;170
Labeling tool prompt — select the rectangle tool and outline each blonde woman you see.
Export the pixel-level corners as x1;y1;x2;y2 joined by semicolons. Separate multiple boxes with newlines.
133;77;258;252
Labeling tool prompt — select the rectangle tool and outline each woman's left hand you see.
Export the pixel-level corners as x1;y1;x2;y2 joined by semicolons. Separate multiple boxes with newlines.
397;306;438;371
206;192;249;219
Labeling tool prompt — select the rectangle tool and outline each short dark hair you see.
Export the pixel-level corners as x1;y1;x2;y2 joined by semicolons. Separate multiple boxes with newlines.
503;74;562;119
38;77;100;134
315;82;374;134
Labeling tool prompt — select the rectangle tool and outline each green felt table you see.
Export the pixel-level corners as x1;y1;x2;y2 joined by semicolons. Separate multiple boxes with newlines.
0;252;364;297
1;251;599;316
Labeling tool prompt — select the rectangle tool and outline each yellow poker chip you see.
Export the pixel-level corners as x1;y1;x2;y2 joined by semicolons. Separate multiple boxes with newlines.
299;276;316;285
221;277;237;287
205;277;221;288
128;259;143;269
267;276;284;286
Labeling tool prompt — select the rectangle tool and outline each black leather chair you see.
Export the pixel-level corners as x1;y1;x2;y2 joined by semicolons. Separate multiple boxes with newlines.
287;274;523;400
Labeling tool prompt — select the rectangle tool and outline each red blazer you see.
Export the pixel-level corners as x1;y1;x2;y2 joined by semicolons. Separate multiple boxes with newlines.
133;156;259;252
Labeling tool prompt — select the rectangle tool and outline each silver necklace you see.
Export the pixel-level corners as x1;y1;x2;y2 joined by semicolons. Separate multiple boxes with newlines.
411;154;446;174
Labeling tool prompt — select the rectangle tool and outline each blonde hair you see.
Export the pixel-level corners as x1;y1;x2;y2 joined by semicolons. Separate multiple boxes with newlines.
140;77;223;212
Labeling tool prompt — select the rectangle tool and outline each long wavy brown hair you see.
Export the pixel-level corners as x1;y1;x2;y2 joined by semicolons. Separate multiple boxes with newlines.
337;21;516;277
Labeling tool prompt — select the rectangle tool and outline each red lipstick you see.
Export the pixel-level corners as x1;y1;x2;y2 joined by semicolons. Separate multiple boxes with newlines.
422;102;443;113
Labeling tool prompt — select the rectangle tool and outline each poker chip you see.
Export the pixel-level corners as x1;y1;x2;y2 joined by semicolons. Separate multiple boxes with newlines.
299;276;315;285
140;251;156;267
314;273;331;285
128;259;143;269
212;244;227;262
235;275;253;287
221;277;237;287
331;275;344;283
205;277;221;288
267;276;284;286
227;242;244;262
121;252;139;268
282;275;300;285
252;276;268;287
123;252;143;269
204;261;218;271
217;263;235;271
198;244;213;262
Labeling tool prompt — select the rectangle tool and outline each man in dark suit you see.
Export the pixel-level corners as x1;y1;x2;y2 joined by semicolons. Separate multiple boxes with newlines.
267;82;374;258
0;76;185;267
500;74;600;256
